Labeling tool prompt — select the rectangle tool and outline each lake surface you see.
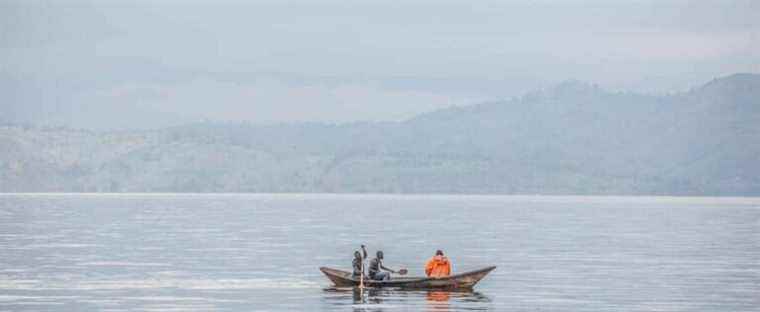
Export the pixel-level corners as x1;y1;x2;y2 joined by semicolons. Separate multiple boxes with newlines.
1;194;758;311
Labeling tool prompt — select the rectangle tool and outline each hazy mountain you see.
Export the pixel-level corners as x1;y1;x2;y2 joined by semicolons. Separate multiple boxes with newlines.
2;73;758;195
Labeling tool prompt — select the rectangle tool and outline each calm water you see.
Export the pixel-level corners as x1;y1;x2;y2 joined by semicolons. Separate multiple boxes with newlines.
0;194;758;311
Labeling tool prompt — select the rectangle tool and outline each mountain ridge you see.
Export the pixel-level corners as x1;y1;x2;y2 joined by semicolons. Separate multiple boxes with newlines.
2;73;759;195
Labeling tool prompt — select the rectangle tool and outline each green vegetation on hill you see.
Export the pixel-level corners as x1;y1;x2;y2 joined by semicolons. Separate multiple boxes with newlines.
2;74;759;195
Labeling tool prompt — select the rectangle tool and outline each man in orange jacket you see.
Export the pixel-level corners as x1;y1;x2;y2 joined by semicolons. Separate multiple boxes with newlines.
425;250;452;278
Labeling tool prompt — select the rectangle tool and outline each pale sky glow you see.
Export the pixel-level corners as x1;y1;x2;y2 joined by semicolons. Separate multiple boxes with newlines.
1;0;758;129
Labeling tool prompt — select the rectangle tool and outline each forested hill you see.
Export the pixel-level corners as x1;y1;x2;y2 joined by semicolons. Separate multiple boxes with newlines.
2;73;759;195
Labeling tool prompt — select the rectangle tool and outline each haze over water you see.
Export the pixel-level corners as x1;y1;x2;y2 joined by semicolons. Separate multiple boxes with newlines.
1;194;758;311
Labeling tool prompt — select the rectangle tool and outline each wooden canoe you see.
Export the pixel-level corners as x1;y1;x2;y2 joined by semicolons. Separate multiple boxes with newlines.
319;266;496;289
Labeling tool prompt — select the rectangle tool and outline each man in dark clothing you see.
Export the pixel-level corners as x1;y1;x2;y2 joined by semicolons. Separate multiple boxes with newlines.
352;245;368;277
368;250;398;281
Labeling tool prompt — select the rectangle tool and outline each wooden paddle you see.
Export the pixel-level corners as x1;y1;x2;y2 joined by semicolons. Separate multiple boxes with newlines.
359;256;365;289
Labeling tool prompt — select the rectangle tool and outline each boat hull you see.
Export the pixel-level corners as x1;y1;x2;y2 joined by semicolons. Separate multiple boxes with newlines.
319;266;496;289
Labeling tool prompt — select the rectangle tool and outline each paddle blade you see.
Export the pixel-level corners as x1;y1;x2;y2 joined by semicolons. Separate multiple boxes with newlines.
397;268;408;275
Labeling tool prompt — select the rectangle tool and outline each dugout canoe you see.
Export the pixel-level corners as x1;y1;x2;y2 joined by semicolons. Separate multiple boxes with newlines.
319;266;496;289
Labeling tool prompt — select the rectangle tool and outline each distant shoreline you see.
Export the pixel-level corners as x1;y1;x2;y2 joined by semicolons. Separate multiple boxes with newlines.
2;192;760;204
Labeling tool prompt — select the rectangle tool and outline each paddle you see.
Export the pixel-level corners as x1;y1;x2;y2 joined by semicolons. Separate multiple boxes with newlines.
396;268;408;275
359;246;366;290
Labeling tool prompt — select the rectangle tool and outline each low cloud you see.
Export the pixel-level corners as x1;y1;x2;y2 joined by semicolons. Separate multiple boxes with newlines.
88;78;479;127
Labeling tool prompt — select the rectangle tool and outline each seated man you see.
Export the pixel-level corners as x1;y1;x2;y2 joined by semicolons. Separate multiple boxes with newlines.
368;250;398;281
425;250;451;278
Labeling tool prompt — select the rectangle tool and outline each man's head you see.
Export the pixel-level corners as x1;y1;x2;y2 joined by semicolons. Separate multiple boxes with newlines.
376;250;384;259
354;250;361;259
435;250;444;256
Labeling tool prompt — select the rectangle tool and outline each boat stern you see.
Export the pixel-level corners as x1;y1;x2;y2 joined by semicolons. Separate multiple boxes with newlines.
320;267;358;287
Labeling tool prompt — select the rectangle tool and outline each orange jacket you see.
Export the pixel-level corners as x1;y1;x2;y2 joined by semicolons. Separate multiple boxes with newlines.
425;255;451;277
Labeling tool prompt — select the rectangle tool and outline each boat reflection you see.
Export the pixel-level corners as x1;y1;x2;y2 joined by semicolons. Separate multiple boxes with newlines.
322;287;490;311
426;290;451;311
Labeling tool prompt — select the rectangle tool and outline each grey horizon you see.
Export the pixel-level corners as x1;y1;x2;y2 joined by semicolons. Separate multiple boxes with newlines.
2;0;759;130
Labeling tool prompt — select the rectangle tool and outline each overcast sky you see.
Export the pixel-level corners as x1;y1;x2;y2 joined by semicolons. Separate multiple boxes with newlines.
2;0;759;129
